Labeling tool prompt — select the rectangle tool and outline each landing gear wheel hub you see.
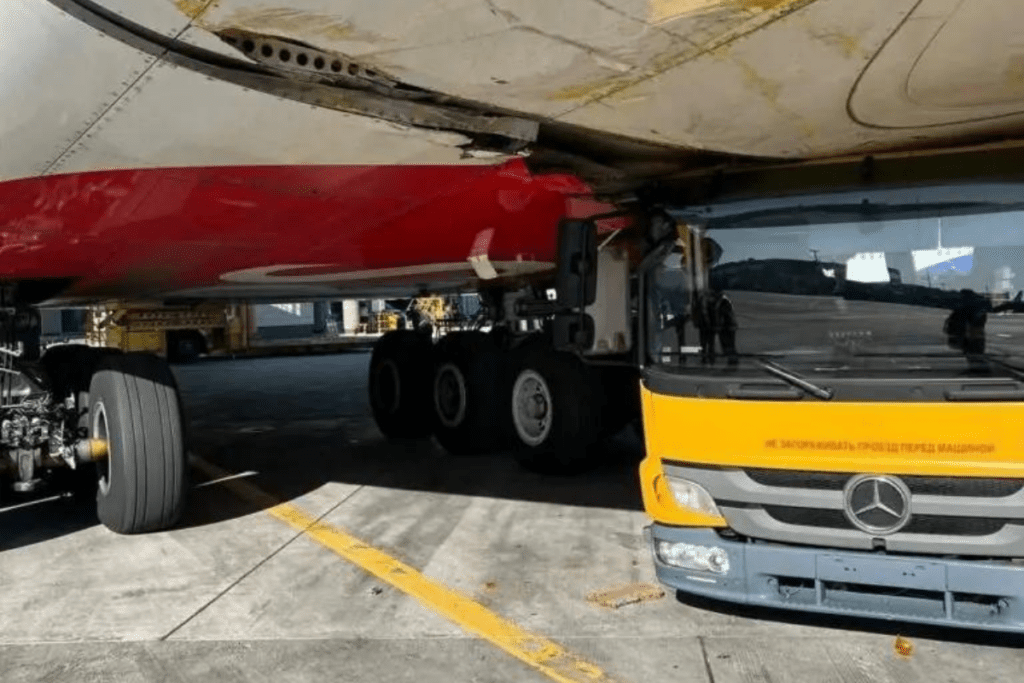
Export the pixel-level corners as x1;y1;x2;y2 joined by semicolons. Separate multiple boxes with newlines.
434;362;468;429
93;399;111;496
512;369;553;447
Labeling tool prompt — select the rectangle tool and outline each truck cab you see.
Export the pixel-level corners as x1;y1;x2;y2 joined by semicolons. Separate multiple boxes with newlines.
640;169;1024;632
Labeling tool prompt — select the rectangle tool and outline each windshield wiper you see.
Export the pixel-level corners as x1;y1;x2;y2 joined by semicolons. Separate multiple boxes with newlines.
755;359;834;400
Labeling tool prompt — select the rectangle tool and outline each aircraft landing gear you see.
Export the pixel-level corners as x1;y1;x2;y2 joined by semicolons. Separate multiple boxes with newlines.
509;348;603;474
89;352;187;533
367;327;638;473
508;348;638;474
430;331;515;455
367;329;434;438
365;216;643;472
0;304;186;533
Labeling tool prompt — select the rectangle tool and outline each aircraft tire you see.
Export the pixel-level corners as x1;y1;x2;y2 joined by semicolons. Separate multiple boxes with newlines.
431;331;513;456
90;352;187;533
368;330;434;438
510;348;603;475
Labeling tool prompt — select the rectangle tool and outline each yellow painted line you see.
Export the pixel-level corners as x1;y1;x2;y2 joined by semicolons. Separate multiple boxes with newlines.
192;456;621;683
648;0;723;24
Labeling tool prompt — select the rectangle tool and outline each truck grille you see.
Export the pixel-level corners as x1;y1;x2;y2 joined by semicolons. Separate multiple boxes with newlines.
763;505;1008;536
663;462;1024;556
745;469;1024;497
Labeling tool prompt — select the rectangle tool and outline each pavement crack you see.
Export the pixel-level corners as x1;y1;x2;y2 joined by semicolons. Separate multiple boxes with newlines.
158;483;365;641
698;636;717;683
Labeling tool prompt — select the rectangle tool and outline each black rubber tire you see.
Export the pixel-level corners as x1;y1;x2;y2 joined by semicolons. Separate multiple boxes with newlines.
166;330;205;364
368;330;434;438
431;331;514;456
90;352;187;534
593;364;641;439
510;349;603;475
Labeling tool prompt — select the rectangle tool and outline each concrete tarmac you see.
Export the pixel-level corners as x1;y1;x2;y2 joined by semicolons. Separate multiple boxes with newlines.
1;353;1021;682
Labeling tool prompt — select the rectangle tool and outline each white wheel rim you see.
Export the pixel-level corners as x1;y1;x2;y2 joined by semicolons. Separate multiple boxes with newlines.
512;369;552;447
434;362;468;429
374;359;401;414
93;399;111;495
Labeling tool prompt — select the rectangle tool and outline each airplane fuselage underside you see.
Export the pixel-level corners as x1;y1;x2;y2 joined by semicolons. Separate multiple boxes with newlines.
0;161;595;305
5;0;1024;304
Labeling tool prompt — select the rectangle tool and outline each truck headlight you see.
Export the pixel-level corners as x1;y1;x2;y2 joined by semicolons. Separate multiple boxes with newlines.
665;477;722;517
656;541;731;574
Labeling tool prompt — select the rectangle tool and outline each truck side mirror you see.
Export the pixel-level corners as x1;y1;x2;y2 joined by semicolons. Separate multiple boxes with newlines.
555;219;598;309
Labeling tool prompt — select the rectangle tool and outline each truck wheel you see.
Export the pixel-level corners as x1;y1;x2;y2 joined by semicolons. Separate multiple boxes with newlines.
90;352;186;534
368;330;433;438
431;332;513;455
510;349;602;474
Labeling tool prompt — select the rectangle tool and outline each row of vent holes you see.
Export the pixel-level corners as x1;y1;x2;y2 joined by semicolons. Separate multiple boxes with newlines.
223;35;377;78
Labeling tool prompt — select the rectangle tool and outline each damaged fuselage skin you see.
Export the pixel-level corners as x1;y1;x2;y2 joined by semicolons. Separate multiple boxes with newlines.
4;0;1024;302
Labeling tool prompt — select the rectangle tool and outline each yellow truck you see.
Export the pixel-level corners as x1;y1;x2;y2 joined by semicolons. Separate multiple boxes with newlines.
85;302;250;361
637;175;1024;632
82;299;438;360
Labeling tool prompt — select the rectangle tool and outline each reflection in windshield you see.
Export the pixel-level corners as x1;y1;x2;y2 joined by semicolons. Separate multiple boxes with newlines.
647;213;1024;375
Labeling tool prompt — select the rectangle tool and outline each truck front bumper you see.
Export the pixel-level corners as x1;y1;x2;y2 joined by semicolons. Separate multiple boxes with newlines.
650;523;1024;632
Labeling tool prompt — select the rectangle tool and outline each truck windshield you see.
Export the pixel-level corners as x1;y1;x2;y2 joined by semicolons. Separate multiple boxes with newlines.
646;210;1024;378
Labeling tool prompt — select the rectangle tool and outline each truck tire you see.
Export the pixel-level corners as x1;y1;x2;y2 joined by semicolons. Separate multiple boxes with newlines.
368;330;433;438
509;349;603;474
431;332;513;455
90;352;186;534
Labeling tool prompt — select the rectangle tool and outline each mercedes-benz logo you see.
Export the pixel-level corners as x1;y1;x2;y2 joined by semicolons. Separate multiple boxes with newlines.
843;474;912;535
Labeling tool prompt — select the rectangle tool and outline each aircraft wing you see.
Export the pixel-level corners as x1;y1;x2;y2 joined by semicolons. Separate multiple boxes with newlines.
2;0;1023;304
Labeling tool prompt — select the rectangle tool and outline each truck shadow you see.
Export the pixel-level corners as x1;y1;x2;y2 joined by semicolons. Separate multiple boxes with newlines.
676;590;1024;648
176;419;646;531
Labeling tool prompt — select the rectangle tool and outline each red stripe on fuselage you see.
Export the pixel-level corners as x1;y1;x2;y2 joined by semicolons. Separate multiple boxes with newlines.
0;160;605;303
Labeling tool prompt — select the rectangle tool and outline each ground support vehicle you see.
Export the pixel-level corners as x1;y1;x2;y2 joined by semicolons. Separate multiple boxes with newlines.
85;301;382;361
85;302;248;362
638;147;1024;632
366;145;1024;633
